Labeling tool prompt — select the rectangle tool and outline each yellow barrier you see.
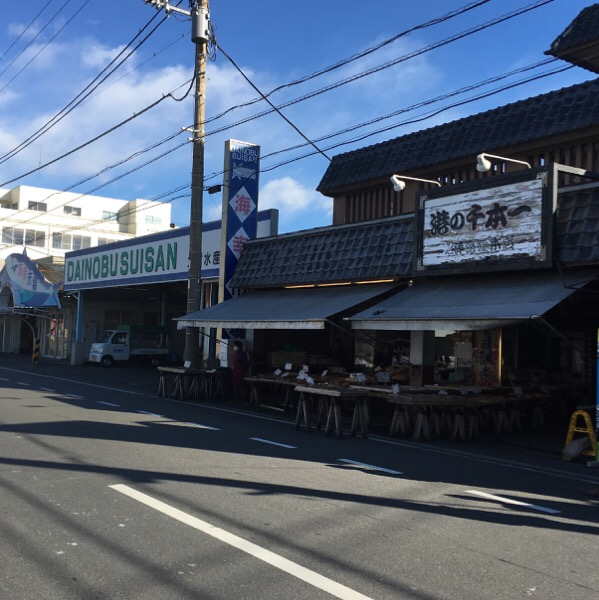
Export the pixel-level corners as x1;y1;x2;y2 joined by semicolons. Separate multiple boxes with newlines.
564;410;597;458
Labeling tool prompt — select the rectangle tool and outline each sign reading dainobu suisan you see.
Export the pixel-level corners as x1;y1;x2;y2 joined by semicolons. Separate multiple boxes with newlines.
420;176;545;268
66;243;178;282
65;231;191;288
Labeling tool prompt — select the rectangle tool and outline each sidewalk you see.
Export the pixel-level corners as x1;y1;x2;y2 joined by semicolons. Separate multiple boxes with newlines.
0;352;593;461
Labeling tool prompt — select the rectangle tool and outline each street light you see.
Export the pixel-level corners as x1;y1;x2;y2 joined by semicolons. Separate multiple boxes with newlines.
390;174;441;192
476;153;531;172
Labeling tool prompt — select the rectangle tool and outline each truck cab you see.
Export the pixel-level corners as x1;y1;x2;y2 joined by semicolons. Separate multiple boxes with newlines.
88;326;169;367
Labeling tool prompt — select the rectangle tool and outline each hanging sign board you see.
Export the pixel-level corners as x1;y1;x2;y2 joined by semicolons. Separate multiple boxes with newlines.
219;140;260;303
414;167;553;275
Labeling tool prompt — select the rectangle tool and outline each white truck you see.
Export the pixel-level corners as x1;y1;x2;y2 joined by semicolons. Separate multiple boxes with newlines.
88;326;170;367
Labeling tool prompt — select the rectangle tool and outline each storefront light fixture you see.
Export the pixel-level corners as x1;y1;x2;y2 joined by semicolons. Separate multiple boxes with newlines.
476;153;531;172
317;282;352;287
390;174;441;192
355;279;395;285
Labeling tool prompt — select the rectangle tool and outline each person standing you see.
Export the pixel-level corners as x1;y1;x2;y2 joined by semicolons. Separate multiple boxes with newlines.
232;341;249;401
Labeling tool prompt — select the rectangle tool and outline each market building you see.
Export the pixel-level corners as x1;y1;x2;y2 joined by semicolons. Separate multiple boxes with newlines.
61;209;278;364
177;6;599;418
0;185;173;358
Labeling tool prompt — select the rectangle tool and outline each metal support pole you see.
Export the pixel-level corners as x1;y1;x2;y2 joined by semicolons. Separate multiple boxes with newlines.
20;317;38;365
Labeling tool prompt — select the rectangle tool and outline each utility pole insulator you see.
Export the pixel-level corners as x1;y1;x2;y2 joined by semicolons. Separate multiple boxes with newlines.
191;8;210;44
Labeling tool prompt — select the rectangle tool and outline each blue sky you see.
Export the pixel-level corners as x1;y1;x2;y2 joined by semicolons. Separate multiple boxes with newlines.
0;0;595;234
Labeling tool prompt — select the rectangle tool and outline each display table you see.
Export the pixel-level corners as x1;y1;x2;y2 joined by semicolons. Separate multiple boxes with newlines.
349;384;525;441
157;366;221;402
157;366;189;400
294;384;368;438
244;375;299;409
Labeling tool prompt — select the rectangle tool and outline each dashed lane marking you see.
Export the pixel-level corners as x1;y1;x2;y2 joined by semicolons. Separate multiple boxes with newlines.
466;490;561;514
183;422;221;431
338;459;403;476
250;437;297;449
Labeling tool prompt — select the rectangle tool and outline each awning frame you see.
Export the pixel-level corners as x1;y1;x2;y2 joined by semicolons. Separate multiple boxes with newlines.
176;283;400;330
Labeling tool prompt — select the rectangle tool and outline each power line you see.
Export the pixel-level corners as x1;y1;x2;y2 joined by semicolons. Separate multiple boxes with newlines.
0;0;563;242
0;8;169;167
0;1;91;96
79;31;188;107
0;0;554;191
201;0;557;142
258;64;575;174
0;0;58;65
216;43;330;162
199;58;565;182
0;60;571;255
1;131;187;226
0;0;69;79
6;55;567;241
0;91;182;188
208;0;493;123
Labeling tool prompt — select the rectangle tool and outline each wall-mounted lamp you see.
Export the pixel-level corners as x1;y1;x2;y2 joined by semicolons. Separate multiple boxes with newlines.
390;174;441;192
476;153;531;173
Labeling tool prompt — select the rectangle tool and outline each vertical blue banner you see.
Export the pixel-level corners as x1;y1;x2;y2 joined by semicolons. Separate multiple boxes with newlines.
220;140;260;303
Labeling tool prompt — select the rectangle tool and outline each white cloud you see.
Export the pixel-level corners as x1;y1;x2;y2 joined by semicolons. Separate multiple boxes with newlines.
199;176;332;234
8;22;40;40
81;42;127;69
260;176;331;230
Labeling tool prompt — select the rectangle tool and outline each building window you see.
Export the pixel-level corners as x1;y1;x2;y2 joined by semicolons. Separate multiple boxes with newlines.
52;233;69;250
98;237;117;246
72;235;91;250
28;201;47;212
102;211;118;221
64;206;82;216
145;215;162;225
52;233;91;250
2;227;45;247
24;230;45;247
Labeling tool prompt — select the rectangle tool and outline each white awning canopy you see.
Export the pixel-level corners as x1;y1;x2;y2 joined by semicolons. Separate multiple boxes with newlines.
347;271;592;331
176;283;398;330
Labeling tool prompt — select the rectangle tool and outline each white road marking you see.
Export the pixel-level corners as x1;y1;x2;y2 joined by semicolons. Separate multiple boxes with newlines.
466;490;561;514
40;387;56;392
66;394;84;400
2;365;595;486
183;422;221;431
17;381;31;386
136;411;163;417
338;459;403;476
97;401;120;407
250;437;296;449
110;484;375;600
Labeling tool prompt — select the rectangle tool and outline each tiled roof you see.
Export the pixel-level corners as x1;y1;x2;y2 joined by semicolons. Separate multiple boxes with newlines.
555;185;599;264
229;216;414;289
230;183;599;290
317;78;599;193
546;4;599;56
35;258;65;286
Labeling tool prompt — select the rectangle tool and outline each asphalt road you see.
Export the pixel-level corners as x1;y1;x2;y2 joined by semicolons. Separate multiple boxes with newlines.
1;357;598;600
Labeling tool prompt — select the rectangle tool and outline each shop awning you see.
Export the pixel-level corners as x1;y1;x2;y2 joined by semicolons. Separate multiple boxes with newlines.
347;271;593;331
176;283;399;330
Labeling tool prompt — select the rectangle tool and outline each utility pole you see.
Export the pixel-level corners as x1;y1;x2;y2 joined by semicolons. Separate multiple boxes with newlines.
143;0;209;368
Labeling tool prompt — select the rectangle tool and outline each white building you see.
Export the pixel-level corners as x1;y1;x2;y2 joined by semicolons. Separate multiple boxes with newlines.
0;185;172;265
